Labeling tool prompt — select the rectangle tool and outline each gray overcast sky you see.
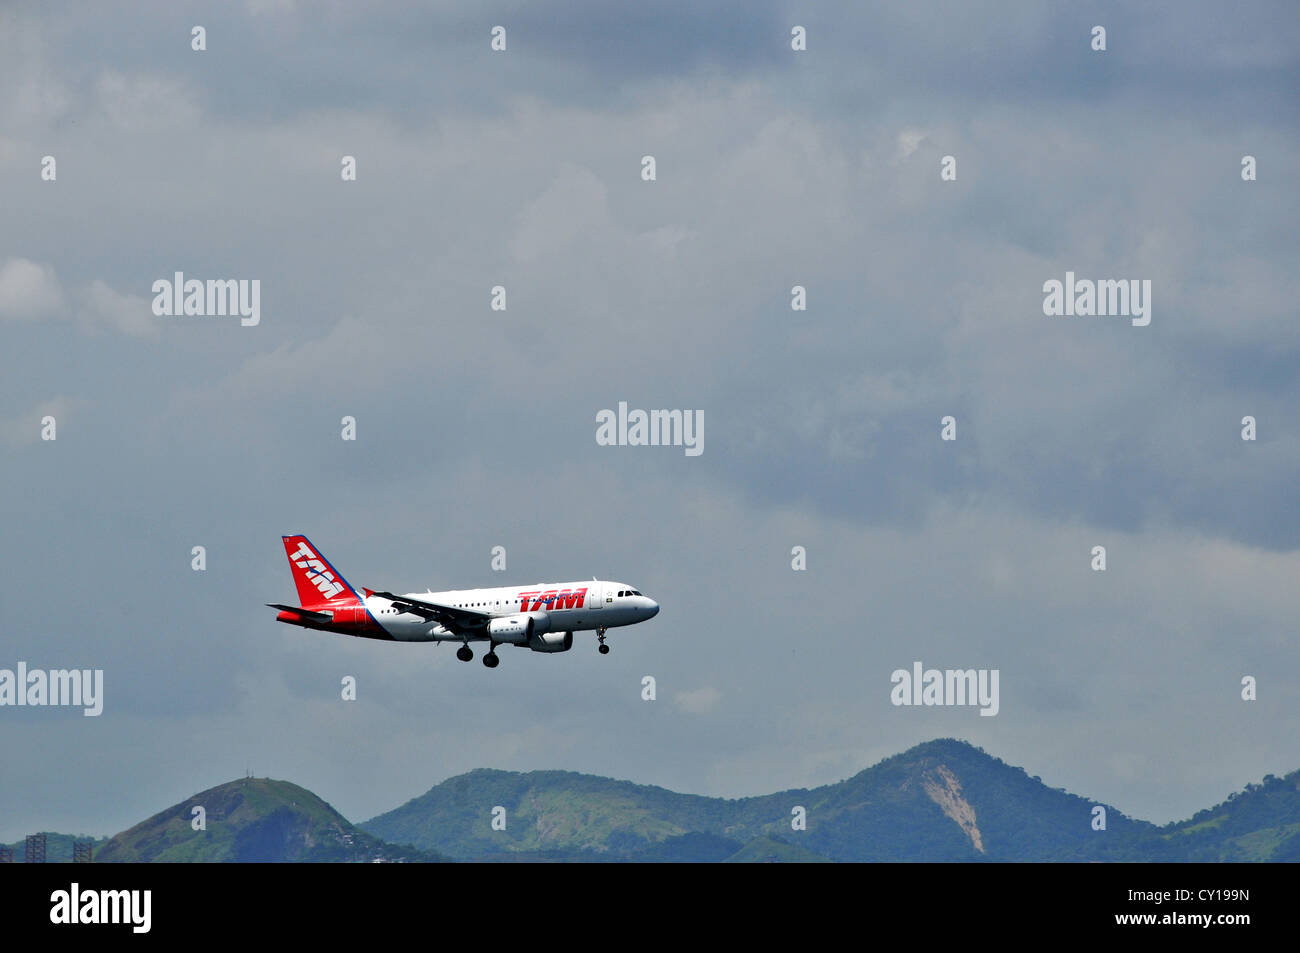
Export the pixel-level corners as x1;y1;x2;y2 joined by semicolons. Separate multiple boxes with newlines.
1;0;1298;840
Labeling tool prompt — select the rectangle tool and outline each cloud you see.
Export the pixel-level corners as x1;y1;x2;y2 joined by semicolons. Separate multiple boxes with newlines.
0;258;63;320
92;70;201;130
1;0;1297;842
674;687;722;714
0;259;157;336
0;396;83;448
78;280;158;337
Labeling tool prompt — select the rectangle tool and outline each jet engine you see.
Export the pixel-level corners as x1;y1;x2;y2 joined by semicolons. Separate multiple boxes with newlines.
528;630;573;653
487;612;551;645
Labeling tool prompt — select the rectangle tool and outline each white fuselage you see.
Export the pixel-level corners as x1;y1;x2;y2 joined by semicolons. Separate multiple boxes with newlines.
368;580;658;642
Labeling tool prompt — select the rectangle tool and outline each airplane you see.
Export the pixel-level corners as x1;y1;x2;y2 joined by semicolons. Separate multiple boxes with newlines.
267;535;659;668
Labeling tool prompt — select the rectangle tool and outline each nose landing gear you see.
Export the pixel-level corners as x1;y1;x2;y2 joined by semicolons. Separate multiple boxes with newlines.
597;627;609;655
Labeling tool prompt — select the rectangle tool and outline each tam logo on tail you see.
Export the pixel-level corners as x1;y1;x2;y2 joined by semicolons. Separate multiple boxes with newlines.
282;535;361;607
289;542;346;599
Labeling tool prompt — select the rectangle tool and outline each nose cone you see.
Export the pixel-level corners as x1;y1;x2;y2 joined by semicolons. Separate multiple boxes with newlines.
647;599;659;618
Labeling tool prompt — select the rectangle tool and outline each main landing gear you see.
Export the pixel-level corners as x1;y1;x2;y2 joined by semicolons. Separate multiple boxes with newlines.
457;641;501;667
597;627;610;655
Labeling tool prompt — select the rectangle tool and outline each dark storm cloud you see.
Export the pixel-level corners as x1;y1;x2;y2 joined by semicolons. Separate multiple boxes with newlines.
0;1;1297;839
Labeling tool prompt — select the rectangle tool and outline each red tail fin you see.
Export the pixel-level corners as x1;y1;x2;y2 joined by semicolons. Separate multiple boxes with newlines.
282;535;361;608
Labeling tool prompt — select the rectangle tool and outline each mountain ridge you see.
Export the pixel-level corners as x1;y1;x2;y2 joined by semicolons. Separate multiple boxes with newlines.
360;738;1299;862
17;739;1299;862
92;777;448;863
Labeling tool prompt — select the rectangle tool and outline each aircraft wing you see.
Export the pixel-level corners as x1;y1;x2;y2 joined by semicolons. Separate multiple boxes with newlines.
372;591;491;634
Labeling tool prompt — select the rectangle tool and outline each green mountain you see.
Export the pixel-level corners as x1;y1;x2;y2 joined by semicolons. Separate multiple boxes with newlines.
722;834;832;863
359;767;738;860
1161;772;1300;861
476;832;746;863
92;777;448;863
17;740;1299;862
361;739;1300;862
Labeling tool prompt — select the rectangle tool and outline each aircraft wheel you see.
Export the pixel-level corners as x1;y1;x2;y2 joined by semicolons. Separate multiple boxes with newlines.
483;652;500;668
598;643;610;655
456;645;473;662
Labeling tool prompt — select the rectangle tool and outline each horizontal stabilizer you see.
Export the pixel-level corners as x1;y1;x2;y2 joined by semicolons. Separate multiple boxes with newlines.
266;603;334;623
